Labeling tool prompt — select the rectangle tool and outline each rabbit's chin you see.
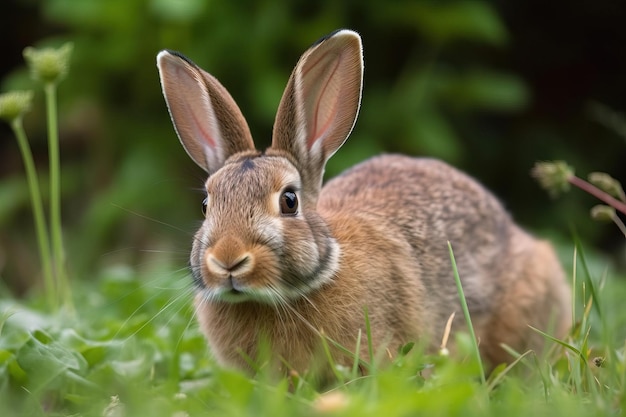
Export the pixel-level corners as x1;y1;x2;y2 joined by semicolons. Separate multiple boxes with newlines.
196;285;302;305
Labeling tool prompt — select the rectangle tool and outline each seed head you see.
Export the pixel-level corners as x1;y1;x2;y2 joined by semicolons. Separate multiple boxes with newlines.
0;90;34;122
531;161;574;198
23;43;73;85
588;172;625;201
590;205;615;223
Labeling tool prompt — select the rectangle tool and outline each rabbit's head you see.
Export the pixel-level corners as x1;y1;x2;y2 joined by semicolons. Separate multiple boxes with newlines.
157;30;363;305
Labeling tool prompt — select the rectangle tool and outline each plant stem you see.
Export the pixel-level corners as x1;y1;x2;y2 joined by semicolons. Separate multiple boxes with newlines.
568;175;626;216
448;241;486;384
11;117;56;310
44;82;71;309
612;215;626;238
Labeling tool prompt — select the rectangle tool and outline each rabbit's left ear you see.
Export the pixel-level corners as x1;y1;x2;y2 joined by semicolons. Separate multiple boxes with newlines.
271;29;363;196
157;51;255;175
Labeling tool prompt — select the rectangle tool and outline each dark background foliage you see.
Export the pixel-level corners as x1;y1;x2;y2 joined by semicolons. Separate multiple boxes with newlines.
1;0;625;295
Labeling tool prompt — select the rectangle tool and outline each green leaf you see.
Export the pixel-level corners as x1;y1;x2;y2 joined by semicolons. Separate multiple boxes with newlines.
0;350;28;383
16;334;88;392
58;328;119;367
398;342;416;357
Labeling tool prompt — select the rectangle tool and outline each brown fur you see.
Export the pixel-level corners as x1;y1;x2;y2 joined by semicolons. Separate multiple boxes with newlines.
157;30;571;380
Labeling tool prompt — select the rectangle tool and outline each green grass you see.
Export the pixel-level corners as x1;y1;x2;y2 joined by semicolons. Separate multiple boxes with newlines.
1;246;625;417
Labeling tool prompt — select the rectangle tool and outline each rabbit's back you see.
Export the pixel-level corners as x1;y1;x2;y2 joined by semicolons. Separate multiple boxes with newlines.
319;154;513;296
318;155;569;365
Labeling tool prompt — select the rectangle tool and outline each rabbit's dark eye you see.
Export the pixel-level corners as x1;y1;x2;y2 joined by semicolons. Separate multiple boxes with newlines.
280;190;298;216
201;197;208;216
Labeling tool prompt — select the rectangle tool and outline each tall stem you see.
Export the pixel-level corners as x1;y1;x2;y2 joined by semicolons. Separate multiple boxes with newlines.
568;175;626;216
45;82;72;309
12;117;56;310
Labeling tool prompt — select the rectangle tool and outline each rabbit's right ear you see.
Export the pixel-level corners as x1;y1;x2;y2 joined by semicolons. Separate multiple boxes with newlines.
157;51;255;174
271;30;363;200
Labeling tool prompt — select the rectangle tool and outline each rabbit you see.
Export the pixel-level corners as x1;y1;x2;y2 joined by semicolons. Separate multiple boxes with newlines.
156;29;571;379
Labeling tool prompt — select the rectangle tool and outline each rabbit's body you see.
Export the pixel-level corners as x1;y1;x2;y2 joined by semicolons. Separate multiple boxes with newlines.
195;154;569;372
157;30;571;378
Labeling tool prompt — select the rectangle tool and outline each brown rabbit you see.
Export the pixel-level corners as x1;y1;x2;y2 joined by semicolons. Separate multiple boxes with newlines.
156;29;571;378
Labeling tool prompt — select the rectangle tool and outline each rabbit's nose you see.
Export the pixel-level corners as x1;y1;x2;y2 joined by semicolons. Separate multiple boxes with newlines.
206;253;252;275
206;236;254;276
209;253;250;273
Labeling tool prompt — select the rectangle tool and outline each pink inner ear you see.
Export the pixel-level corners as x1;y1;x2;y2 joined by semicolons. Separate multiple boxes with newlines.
189;99;217;149
302;54;342;150
173;64;219;149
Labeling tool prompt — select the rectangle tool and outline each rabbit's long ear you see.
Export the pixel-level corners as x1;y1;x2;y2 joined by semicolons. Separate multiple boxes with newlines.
157;51;255;174
271;30;363;199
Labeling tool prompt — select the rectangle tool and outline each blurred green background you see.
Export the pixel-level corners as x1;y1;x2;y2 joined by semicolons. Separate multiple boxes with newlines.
1;0;625;296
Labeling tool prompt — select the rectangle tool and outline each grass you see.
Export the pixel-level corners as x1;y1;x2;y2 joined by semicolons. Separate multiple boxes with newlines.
0;243;624;417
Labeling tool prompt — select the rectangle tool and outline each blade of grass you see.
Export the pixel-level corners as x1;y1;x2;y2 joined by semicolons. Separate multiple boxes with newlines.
572;231;602;319
531;350;551;401
547;328;586;358
351;328;362;379
528;325;585;363
319;330;345;384
364;306;375;374
447;241;485;384
236;347;262;375
486;349;534;392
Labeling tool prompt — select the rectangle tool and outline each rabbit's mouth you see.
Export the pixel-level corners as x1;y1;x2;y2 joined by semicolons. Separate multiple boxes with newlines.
212;275;251;301
226;276;245;295
200;273;284;304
